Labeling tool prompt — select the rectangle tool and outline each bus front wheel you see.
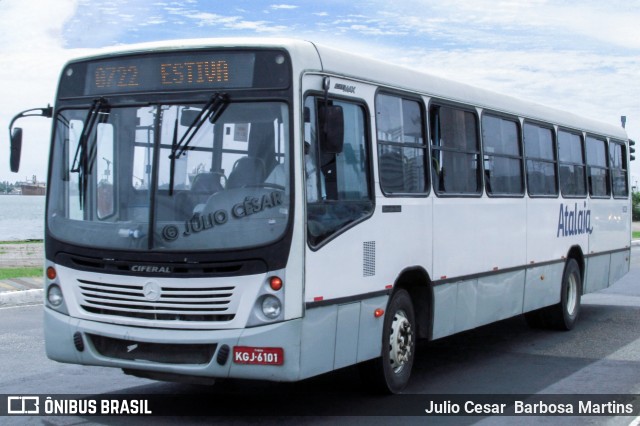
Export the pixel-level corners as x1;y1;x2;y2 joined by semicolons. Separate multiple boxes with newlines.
360;289;416;394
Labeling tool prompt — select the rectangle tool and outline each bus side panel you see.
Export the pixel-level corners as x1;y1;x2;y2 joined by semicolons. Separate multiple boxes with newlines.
526;198;571;264
334;302;361;370
432;271;525;338
589;198;631;291
356;296;386;363
476;270;525;327
452;271;525;333
584;254;611;294
609;249;630;286
433;198;526;280
298;296;386;379
454;279;478;333
432;284;457;339
523;263;563;311
589;199;630;253
300;305;337;379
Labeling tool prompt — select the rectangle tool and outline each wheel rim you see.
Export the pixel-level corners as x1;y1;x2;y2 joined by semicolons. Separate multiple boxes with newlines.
388;309;413;373
566;273;578;316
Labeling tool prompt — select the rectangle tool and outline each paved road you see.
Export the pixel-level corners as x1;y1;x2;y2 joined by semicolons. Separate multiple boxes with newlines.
0;247;639;425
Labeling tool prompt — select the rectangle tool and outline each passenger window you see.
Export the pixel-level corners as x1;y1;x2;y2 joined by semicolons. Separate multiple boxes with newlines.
481;114;523;196
375;93;427;194
305;96;373;247
585;136;610;197
610;140;629;198
430;105;481;195
558;130;586;197
524;123;558;196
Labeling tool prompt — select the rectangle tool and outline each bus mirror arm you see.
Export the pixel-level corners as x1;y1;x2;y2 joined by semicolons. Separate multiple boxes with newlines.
8;105;53;173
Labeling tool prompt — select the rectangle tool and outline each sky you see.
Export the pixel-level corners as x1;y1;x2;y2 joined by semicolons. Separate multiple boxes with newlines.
0;0;639;188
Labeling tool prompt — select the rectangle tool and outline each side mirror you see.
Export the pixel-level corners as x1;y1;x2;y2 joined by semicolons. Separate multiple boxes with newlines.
318;104;344;154
7;105;53;173
10;128;23;173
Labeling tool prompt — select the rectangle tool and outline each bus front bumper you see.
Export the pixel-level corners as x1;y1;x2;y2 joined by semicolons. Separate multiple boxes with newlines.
44;307;303;382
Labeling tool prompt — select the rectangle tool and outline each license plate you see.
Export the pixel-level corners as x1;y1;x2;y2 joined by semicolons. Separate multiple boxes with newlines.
233;346;284;365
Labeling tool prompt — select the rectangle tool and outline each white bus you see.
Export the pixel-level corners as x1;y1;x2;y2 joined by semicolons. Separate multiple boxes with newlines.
8;38;634;393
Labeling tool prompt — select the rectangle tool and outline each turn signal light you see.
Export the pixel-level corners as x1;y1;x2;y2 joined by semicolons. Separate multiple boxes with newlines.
374;308;385;318
46;267;57;280
269;276;283;291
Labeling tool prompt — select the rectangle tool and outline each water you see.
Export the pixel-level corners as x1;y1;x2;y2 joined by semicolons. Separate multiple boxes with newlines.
0;195;45;241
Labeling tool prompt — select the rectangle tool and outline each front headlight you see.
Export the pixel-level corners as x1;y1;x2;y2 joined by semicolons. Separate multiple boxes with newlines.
246;272;285;327
261;295;282;319
47;284;64;307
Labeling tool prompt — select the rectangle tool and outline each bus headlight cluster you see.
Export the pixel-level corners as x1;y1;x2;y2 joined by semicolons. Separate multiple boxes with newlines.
246;274;285;327
261;295;281;319
48;284;64;307
45;265;69;314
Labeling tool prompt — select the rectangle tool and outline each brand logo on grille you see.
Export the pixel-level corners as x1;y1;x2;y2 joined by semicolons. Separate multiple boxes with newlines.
131;265;172;273
142;282;162;301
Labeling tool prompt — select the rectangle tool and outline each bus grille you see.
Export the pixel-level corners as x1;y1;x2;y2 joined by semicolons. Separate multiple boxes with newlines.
77;279;236;322
88;334;216;364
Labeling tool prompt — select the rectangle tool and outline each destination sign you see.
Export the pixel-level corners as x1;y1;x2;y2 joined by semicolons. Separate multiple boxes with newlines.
84;52;256;95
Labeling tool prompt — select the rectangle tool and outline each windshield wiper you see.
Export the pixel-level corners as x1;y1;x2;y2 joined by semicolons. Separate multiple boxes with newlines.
168;93;228;195
172;93;228;159
70;97;110;209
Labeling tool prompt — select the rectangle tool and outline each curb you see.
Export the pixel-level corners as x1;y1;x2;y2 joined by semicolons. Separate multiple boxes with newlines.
0;289;43;308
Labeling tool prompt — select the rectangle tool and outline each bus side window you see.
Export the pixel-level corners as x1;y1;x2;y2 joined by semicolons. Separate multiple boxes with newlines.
375;93;427;195
304;96;373;247
481;114;524;196
585;136;610;198
430;104;481;195
524;123;558;197
558;130;587;197
610;140;629;198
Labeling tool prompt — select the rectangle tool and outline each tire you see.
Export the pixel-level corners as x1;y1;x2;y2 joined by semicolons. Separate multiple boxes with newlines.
549;258;582;330
359;289;416;394
525;258;582;330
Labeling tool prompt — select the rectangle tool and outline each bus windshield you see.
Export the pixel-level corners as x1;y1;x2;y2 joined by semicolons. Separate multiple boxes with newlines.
48;100;290;252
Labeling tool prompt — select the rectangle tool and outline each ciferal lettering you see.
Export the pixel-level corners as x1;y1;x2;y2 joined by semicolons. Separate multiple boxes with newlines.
131;265;172;273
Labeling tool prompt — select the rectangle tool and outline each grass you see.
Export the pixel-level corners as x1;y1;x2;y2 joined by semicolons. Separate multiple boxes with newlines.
634;231;640;240
0;240;43;245
0;267;43;280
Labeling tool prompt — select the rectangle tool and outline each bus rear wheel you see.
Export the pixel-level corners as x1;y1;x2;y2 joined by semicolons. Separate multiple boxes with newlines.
359;289;416;394
525;258;582;330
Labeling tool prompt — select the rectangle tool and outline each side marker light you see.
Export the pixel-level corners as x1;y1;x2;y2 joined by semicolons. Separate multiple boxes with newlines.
269;276;283;291
46;267;57;280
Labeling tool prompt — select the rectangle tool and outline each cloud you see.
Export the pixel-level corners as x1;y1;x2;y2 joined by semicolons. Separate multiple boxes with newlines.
270;4;299;10
182;11;289;33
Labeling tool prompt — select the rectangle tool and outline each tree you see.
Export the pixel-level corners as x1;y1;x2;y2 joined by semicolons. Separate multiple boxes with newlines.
0;181;15;194
633;191;640;222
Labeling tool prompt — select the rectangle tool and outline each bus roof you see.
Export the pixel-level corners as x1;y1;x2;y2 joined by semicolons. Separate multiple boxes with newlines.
69;37;627;141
